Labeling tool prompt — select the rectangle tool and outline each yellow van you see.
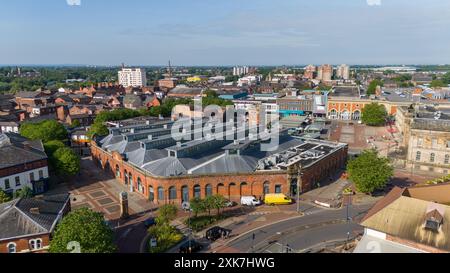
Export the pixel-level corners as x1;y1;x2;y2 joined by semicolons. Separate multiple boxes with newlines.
264;194;293;205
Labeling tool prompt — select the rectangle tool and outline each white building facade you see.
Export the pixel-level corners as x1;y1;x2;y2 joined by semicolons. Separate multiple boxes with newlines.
118;68;147;87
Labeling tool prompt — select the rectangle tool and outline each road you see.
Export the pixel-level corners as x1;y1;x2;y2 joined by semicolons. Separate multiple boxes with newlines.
223;203;373;253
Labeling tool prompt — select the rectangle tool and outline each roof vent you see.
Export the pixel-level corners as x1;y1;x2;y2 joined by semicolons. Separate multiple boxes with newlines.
29;207;40;215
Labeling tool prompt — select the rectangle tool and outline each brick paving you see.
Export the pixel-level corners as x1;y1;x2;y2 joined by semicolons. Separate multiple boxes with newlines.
52;157;154;221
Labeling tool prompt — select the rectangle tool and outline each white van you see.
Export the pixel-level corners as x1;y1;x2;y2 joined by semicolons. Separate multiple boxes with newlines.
241;196;261;206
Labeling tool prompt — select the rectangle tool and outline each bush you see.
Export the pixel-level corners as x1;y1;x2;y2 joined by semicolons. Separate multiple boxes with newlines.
185;215;226;232
0;189;11;204
148;223;183;253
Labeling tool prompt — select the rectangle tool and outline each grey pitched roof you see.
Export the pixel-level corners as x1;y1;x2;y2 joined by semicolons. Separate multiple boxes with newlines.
0;133;47;169
127;148;168;167
0;194;69;240
190;154;255;174
142;157;188;176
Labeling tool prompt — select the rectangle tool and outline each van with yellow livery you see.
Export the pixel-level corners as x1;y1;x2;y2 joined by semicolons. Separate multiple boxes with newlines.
264;194;293;205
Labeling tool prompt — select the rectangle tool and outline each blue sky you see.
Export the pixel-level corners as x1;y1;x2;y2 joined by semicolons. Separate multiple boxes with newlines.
1;0;450;66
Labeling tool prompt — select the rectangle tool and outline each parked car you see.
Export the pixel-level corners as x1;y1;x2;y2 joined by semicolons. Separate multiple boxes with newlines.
241;196;261;206
206;226;232;241
264;194;293;206
178;240;203;253
144;217;156;228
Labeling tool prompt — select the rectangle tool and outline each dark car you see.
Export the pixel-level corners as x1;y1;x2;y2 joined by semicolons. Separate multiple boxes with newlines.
144;217;156;228
178;240;203;253
206;226;232;242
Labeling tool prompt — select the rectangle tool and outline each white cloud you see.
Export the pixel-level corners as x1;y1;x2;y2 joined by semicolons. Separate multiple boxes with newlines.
66;0;81;6
367;0;382;6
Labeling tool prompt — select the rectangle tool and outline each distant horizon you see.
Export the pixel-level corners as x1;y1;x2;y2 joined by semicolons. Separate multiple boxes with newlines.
1;63;449;68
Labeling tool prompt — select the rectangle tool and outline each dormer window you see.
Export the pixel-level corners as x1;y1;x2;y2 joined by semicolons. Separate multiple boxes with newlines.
424;209;443;232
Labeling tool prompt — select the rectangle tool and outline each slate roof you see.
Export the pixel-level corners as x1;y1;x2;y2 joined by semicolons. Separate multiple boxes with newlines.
0;194;69;240
0;133;47;169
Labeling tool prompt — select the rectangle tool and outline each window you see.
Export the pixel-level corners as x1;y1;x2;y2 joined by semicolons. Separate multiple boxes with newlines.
38;170;44;179
30;172;35;182
445;155;449;165
416;151;421;161
137;178;143;193
29;239;42;250
15;176;20;187
7;243;16;253
275;185;282;194
115;166;120;179
205;184;212;197
417;138;423;147
194;185;201;199
263;182;270;195
432;138;438;148
157;187;164;201
169;187;177;200
430;153;436;163
4;179;10;190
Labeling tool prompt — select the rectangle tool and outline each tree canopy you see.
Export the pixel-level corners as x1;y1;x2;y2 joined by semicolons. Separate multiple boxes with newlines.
347;149;394;194
14;187;34;199
361;103;388;126
52;147;81;177
49;208;116;253
20;120;68;142
366;79;384;95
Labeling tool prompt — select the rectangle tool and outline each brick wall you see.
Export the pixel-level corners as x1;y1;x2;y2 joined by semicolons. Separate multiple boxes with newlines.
91;142;347;205
0;159;48;178
0;234;50;253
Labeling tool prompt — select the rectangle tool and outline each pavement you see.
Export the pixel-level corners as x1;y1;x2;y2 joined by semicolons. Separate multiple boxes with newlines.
47;157;156;253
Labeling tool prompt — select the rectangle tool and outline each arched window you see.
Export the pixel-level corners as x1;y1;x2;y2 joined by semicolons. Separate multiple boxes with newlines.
137;178;143;193
115;165;120;178
205;184;213;197
416;151;421;161
194;185;201;199
240;182;249;196
169;187;177;200
430;153;436;163
158;187;164;201
149;186;155;202
129;173;133;188
217;183;225;196
329;109;338;119
124;171;129;184
263;181;270;195
7;243;16;253
182;186;189;202
29;239;42;250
